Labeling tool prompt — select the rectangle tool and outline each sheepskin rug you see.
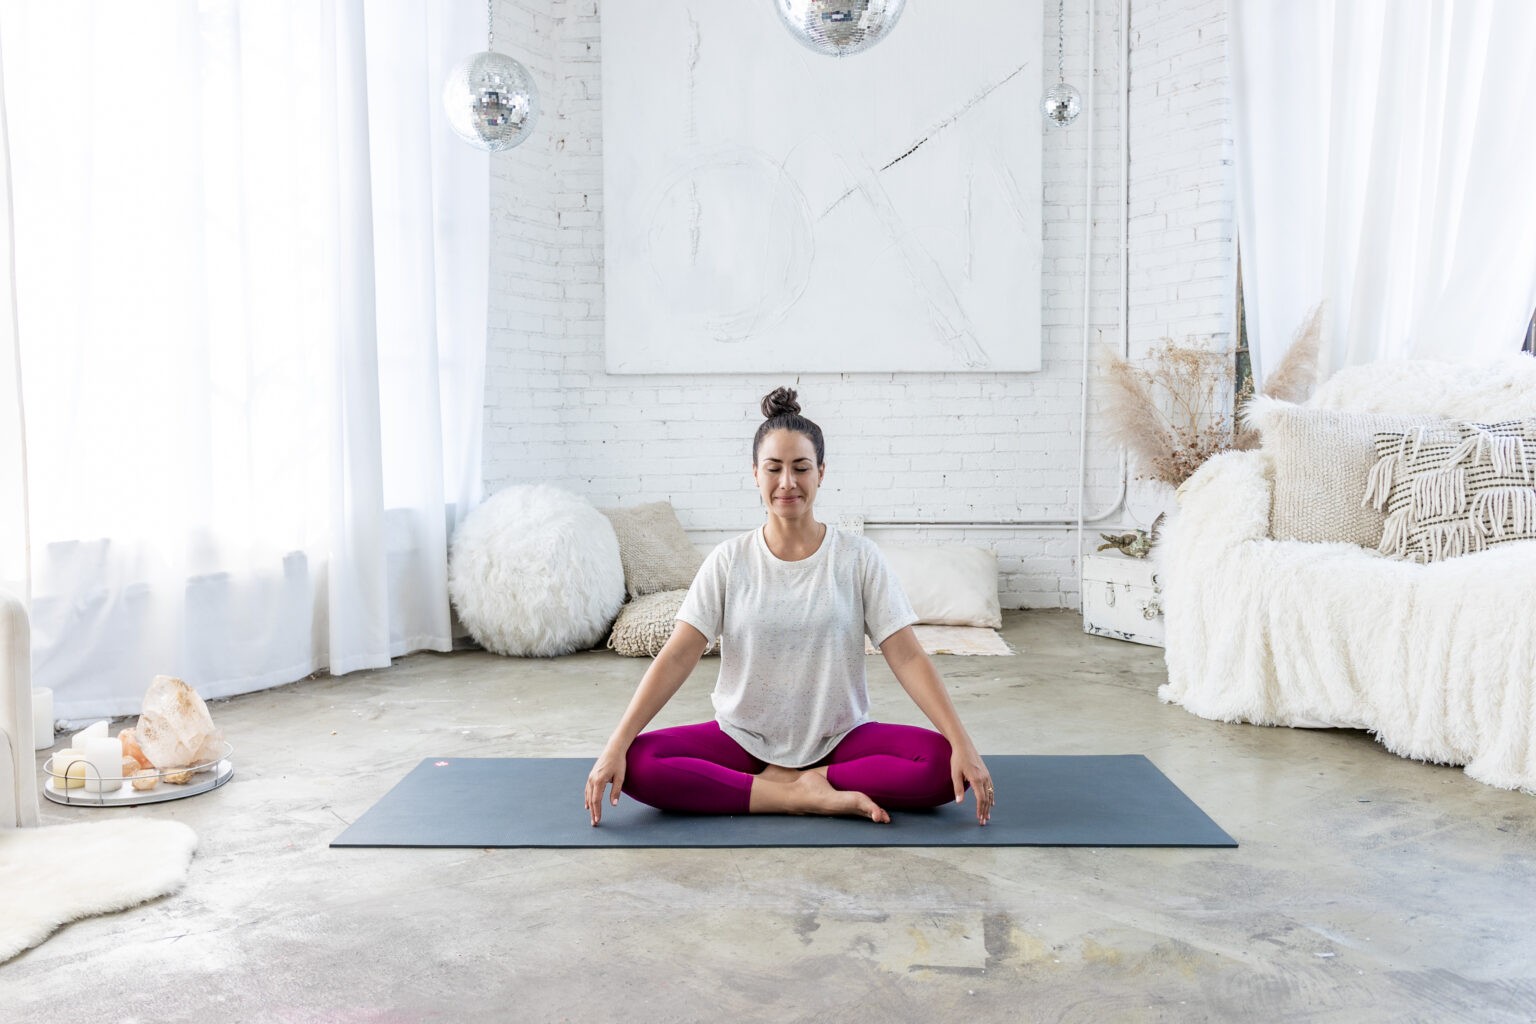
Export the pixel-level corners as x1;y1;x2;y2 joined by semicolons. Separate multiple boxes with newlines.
449;485;625;657
0;819;198;963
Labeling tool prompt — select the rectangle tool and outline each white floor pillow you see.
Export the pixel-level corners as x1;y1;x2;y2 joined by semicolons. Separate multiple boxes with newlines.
877;545;1002;629
449;485;625;657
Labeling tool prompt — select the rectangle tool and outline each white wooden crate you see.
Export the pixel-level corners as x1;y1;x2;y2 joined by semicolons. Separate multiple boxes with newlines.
1081;552;1165;648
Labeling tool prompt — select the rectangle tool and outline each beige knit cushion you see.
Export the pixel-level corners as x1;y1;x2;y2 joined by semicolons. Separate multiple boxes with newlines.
599;502;704;599
1366;419;1536;563
1245;397;1442;546
606;590;718;658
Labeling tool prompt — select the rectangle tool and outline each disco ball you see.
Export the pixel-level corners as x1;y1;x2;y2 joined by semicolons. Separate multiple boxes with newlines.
1042;82;1082;127
775;0;907;57
443;51;539;152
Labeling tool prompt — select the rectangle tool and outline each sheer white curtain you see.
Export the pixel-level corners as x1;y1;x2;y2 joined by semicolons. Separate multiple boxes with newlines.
1231;0;1536;382
0;21;20;602
0;23;39;824
0;1;488;719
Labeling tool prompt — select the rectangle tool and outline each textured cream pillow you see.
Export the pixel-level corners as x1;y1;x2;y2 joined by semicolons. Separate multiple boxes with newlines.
606;589;718;658
1367;419;1536;563
877;545;1001;629
600;502;704;599
1245;397;1442;546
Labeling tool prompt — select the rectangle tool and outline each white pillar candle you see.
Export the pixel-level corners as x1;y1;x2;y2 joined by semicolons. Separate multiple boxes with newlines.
32;687;54;750
52;748;88;789
71;720;108;748
81;735;125;793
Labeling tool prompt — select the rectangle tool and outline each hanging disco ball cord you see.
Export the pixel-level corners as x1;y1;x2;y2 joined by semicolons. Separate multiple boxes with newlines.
1042;0;1081;126
444;0;540;151
775;0;907;57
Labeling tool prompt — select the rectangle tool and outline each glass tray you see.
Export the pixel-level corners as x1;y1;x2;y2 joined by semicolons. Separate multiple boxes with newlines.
42;742;235;807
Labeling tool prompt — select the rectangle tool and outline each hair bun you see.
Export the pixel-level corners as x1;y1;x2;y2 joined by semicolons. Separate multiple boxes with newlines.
761;386;801;418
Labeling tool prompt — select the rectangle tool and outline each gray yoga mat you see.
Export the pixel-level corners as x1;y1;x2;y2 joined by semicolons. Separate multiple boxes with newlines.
331;755;1235;849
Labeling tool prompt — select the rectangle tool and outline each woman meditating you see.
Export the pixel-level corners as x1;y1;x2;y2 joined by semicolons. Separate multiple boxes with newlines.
584;387;995;826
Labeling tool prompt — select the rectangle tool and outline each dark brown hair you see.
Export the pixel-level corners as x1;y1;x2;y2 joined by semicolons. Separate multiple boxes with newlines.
752;386;825;466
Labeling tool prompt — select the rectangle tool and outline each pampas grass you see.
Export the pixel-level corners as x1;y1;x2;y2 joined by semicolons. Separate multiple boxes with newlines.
1235;304;1323;447
1100;306;1322;488
1101;350;1179;473
1262;304;1323;404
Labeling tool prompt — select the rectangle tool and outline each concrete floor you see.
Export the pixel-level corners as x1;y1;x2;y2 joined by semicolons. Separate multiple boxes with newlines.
8;610;1536;1023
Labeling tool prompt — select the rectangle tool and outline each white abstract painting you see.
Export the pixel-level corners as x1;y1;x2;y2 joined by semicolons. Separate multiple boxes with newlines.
601;1;1043;374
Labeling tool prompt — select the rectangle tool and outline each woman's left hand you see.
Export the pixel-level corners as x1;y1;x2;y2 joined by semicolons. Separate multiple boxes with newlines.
951;746;994;825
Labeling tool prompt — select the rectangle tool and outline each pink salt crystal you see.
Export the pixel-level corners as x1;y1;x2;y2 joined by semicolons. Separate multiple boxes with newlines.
118;726;153;769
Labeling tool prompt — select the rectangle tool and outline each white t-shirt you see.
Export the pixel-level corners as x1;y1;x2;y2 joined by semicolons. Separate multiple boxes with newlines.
675;525;918;767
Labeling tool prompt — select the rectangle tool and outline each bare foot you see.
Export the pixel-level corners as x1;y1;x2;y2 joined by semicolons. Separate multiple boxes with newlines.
790;770;890;823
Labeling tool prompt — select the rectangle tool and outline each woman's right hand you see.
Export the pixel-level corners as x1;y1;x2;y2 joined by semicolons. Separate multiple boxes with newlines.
584;745;628;826
582;623;710;826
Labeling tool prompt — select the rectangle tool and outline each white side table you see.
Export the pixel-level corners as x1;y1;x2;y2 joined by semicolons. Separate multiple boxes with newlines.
1081;552;1165;647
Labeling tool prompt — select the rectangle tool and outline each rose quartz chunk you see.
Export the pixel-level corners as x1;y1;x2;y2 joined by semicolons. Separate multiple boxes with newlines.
136;675;224;770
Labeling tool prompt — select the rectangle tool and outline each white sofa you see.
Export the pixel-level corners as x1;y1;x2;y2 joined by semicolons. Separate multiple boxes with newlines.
1159;355;1536;792
1;586;38;826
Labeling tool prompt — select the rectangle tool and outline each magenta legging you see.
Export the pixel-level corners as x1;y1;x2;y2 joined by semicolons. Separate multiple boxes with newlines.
622;721;959;814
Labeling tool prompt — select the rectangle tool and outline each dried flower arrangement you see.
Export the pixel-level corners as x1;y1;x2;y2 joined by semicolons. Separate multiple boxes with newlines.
1099;307;1322;489
1100;341;1252;487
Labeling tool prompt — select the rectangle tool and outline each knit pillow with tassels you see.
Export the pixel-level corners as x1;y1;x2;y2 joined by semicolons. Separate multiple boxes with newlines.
1365;419;1536;563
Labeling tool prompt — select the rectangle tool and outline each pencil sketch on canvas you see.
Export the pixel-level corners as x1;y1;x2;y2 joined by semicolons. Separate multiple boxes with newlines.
601;1;1043;374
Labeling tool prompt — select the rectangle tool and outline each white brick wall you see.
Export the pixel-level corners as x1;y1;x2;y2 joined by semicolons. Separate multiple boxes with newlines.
486;0;1233;610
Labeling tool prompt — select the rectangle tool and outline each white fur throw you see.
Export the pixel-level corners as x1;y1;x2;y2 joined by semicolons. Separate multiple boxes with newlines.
449;485;625;657
1312;353;1536;418
1163;448;1536;792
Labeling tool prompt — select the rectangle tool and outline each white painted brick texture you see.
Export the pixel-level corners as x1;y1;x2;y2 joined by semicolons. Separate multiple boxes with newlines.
486;0;1234;609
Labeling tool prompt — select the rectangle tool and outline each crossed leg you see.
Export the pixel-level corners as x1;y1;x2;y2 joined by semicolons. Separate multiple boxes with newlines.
622;721;763;815
622;720;956;823
822;721;958;810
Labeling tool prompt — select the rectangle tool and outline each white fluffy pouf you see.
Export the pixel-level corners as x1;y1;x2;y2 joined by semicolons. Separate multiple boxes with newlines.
449;484;625;657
